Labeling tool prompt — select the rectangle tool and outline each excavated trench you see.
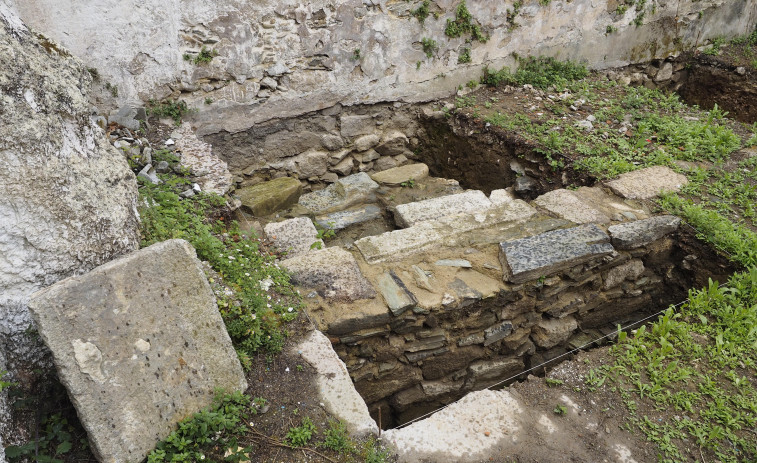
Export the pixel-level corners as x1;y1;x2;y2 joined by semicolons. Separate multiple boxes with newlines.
335;114;738;429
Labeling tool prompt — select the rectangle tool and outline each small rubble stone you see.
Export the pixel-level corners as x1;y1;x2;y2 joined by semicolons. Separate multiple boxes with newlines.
375;131;409;156
295;150;329;179
321;134;345;151
654;62;673;82
137;164;161;184
534;189;610;224
377;271;418;316
608;215;681;249
237;176;302;217
483;321;513;346
264;217;321;259
281;247;376;301
411;265;435;292
603;259;645;289
373;156;398;172
330;156;354;176
531;316;578;349
395;190;492;227
499;224;614;284
28;240;247;463
435;259;472;268
354;134;381;152
489;188;515;205
370;163;429;186
468;357;523;383
514;175;537;196
605;166;688;200
448;278;483;308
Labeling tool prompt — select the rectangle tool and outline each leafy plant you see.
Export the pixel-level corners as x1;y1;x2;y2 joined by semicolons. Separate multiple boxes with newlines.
148;99;191;125
147;391;251;462
421;37;438;58
6;413;77;463
352;48;362;61
481;56;588;90
458;47;471;63
400;178;416;188
411;0;430;24
553;404;568;415
0;370;13;392
286;417;316;447
193;46;218;65
545;378;564;387
320;420;353;453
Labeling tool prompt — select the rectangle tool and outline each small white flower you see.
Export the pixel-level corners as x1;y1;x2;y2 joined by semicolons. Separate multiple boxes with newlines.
245;272;250;277
251;314;256;320
267;303;271;308
267;295;272;300
287;307;293;312
228;255;235;260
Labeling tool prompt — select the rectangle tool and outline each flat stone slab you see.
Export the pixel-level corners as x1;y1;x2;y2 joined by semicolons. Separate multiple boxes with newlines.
27;240;247;463
489;188;515;205
315;204;382;231
370;163;429;186
395;190;492;227
264;217;322;258
238;176;303;217
377;271;417;316
608;215;681;249
299;172;379;215
295;330;378;436
499;224;614;284
382;389;523;462
605;166;688;200
357;200;537;264
534;189;610;224
281;246;376;301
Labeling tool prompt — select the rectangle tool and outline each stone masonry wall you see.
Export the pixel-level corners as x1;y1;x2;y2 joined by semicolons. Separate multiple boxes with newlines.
8;0;756;162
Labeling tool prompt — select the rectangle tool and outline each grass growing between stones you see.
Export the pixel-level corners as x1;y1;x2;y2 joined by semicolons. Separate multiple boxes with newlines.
447;56;757;461
138;164;301;368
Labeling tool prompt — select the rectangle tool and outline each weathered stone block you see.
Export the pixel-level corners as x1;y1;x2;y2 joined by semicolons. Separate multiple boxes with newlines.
28;240;247;463
394;190;493;227
608;215;681;249
264;217;321;258
605;166;688;200
467;357;524;383
298;172;379;215
421;347;485;381
375;131;409;157
499;224;614;284
315;204;382;231
238;176;302;217
370;163;429;186
281;246;376;301
356;200;538;263
483;321;513;346
354;134;380;152
296;330;377;436
603;259;645;289
534;189;610;224
531;316;578;349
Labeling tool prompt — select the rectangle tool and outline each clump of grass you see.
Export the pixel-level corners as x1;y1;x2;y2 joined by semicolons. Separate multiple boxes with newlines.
148;99;191;125
139;170;300;362
421;37;438;58
411;0;430;24
444;0;488;42
481;56;588;90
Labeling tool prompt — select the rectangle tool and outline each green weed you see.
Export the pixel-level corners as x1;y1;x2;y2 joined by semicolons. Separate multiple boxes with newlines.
286;417;316;447
148;99;191;125
421;37;438;58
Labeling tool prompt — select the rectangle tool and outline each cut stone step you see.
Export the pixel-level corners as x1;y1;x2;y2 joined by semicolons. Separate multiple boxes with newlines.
394;190;493;227
356;200;538;264
608;215;681;249
499;224;614;284
264;217;322;258
370;163;429;186
298;172;379;215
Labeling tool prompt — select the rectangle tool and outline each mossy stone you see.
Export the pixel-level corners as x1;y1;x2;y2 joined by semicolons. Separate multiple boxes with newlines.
237;177;302;217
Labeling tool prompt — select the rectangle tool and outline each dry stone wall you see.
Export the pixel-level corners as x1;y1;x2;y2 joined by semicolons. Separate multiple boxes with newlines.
268;165;733;427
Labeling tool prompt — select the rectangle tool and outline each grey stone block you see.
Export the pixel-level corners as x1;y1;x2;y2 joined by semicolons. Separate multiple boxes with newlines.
499;224;614;284
377;271;417;316
264;217;321;258
607;215;681;249
483;321;513;346
315;204;382;231
27;240;247;463
395;190;492;227
534;189;610;224
605;166;688;200
299;172;379;215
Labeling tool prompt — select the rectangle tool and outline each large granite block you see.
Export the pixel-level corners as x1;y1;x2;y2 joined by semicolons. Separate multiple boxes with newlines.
315;204;382;231
394;190;492;227
534;189;610;224
280;246;376;301
27;240;247;463
607;215;681;249
499;224;614;284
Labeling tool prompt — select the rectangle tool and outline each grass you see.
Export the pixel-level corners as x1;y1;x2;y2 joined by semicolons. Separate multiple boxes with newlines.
444;0;488;42
147;99;191;125
421;37;438;58
448;56;757;461
138;161;301;368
